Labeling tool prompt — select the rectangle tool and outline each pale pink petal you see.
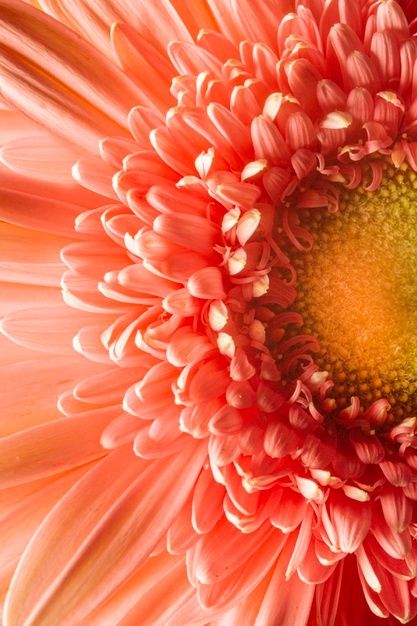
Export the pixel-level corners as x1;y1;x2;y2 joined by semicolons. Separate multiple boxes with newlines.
0;406;116;487
0;222;68;287
0;190;83;238
0;133;81;183
254;533;315;626
0;355;106;435
86;553;190;626
5;443;205;625
1;305;114;354
0;0;145;151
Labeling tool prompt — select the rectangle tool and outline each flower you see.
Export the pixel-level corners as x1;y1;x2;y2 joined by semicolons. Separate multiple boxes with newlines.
3;0;417;624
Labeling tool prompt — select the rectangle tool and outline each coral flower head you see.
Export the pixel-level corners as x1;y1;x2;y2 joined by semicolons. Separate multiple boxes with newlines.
2;0;417;624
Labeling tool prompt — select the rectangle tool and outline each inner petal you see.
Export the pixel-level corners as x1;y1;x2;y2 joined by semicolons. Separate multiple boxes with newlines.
293;162;417;418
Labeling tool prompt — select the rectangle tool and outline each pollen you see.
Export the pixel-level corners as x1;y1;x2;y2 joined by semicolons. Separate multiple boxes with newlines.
293;162;417;415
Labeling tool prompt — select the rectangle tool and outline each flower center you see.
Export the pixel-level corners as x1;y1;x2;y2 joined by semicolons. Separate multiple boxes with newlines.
293;162;417;417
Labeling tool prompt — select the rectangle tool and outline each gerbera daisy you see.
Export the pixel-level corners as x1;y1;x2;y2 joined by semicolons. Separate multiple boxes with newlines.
2;0;417;623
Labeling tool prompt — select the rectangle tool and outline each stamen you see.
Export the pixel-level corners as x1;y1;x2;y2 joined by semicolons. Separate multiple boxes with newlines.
291;162;417;416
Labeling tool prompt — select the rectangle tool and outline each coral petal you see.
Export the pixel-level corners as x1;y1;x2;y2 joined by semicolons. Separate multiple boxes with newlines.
5;443;205;626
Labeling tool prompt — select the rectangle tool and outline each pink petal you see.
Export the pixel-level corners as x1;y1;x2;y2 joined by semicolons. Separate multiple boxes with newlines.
154;213;219;255
254;533;315;626
128;106;164;147
0;188;84;237
0;222;66;287
0;406;115;487
118;263;177;297
168;41;222;77
198;530;287;611
0;133;81;183
192;467;225;534
167;327;214;367
329;494;371;553
86;552;189;626
111;22;174;110
207;103;253;162
1;305;113;355
251;116;289;164
270;489;307;533
379;489;413;533
0;466;90;607
73;157;119;199
0;354;106;435
209;405;243;435
0;1;144;151
5;443;205;625
100;413;143;450
190;521;274;585
372;515;411;559
188;267;226;299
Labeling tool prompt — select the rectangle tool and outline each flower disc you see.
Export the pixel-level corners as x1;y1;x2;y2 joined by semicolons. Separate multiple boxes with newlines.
292;162;417;417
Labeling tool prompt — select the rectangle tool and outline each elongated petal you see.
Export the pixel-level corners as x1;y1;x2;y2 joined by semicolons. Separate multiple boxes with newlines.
254;533;315;626
0;222;68;287
0;406;115;487
0;133;80;183
5;443;205;626
0;355;106;435
0;188;83;237
0;0;146;151
1;305;113;354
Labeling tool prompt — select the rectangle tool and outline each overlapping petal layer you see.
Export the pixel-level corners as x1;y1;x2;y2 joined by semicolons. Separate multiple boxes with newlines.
3;1;417;625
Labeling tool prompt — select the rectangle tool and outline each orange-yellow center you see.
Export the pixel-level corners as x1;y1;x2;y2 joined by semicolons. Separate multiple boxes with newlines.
293;162;417;416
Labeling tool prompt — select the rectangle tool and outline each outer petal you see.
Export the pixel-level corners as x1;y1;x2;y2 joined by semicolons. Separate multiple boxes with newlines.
0;406;115;487
0;466;91;614
0;222;68;287
0;355;107;435
254;533;315;626
0;191;83;238
37;0;209;57
4;443;205;626
0;0;147;151
86;552;191;626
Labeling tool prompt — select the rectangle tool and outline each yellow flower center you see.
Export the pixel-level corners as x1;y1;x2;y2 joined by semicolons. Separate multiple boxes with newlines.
294;162;417;417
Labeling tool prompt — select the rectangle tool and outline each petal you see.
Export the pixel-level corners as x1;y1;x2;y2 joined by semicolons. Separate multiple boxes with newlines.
0;0;145;151
190;520;274;585
86;552;190;626
0;133;80;183
0;222;67;287
154;213;219;255
38;0;196;57
188;267;226;300
0;406;115;487
198;530;288;611
0;466;90;607
254;533;315;626
192;467;225;534
0;355;106;435
0;188;82;237
1;305;114;355
379;489;413;533
5;443;205;626
329;494;371;553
